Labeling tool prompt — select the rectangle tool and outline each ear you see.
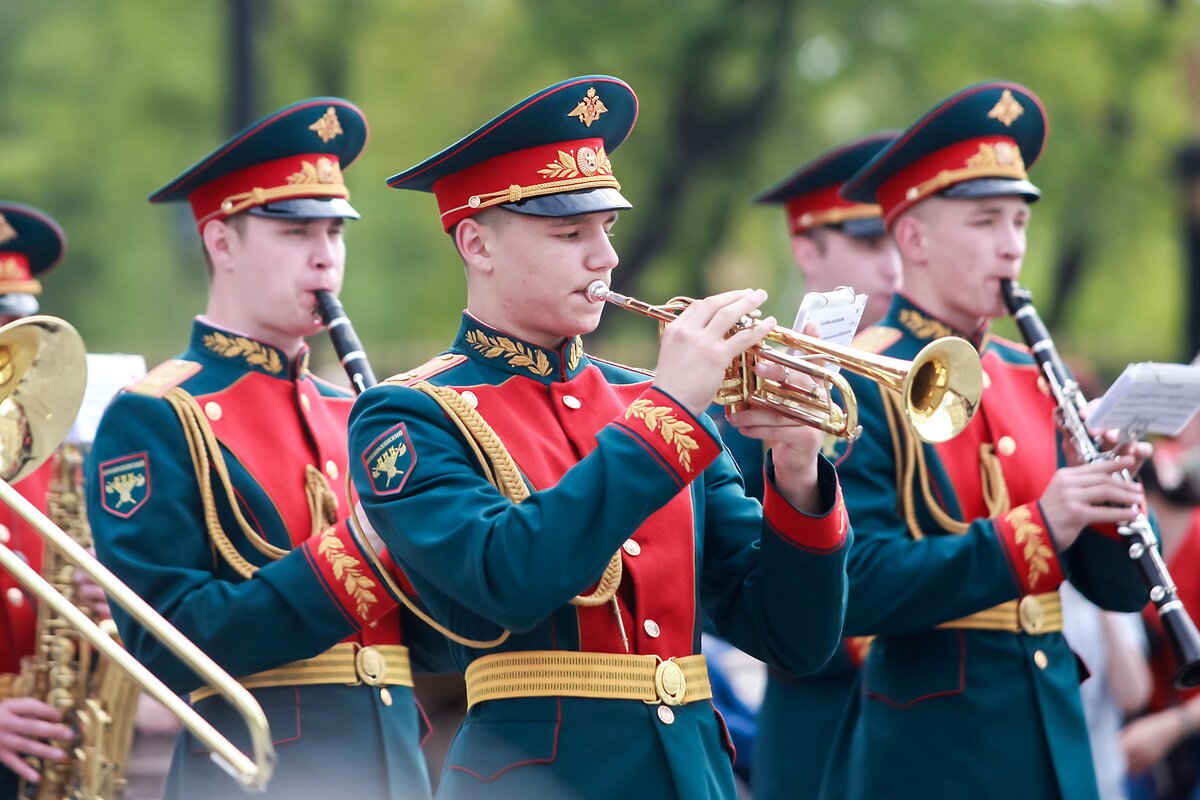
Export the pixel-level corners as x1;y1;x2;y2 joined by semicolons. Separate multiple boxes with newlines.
201;219;237;274
455;217;494;276
790;234;821;281
891;213;927;267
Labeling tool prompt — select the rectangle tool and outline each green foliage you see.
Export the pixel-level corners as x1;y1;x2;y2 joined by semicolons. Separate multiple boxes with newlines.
2;0;1198;381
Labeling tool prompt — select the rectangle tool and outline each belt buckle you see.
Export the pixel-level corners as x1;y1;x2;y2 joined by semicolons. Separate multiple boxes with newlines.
1018;595;1045;635
354;645;388;687
654;658;687;706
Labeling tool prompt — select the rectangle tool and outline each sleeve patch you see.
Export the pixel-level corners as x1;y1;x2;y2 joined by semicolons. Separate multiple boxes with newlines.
360;422;417;496
98;452;151;518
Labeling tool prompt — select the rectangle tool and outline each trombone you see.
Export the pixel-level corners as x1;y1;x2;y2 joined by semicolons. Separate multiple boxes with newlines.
0;315;275;791
586;281;983;444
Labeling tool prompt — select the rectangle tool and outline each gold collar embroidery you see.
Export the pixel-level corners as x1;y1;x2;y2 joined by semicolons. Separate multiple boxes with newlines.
899;308;954;341
202;331;284;374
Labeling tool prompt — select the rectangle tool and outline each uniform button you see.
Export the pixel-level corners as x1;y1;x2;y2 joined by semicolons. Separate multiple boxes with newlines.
981;371;991;389
0;524;9;544
1033;649;1048;669
380;688;393;706
997;436;1017;457
622;539;641;557
644;619;660;638
1037;376;1051;395
6;587;23;607
657;705;675;725
439;354;456;361
460;390;479;409
300;394;311;411
562;395;582;410
325;460;339;480
204;401;222;421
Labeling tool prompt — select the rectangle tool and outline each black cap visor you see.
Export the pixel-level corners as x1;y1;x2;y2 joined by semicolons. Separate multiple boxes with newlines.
501;187;631;219
940;177;1041;203
246;197;361;220
838;216;887;239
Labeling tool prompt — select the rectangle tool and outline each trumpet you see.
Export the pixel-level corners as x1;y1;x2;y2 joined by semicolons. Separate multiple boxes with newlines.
585;281;983;443
0;315;276;791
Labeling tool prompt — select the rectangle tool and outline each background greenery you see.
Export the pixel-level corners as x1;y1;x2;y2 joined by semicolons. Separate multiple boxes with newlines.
3;0;1198;385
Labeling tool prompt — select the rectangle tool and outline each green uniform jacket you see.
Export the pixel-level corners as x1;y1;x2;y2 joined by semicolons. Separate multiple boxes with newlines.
348;315;852;800
819;296;1148;800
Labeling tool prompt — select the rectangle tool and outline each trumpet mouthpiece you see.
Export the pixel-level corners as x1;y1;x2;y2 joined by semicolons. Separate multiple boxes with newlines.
585;281;610;303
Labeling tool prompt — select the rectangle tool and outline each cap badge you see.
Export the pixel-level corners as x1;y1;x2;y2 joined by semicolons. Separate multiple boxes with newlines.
0;215;16;246
987;89;1024;127
0;258;25;280
309;106;344;143
538;145;611;180
966;141;1026;172
287;156;345;187
568;86;608;128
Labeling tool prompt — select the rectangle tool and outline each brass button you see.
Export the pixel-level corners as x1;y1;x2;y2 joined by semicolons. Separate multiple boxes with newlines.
204;401;222;421
1037;376;1050;395
1033;649;1048;670
324;460;339;480
6;587;23;607
997;436;1016;457
460;390;479;409
981;371;991;389
563;395;582;409
0;524;9;544
644;619;661;638
439;353;456;361
300;394;311;411
355;645;387;686
654;659;687;706
1018;595;1045;635
622;540;641;557
657;704;675;725
380;687;393;706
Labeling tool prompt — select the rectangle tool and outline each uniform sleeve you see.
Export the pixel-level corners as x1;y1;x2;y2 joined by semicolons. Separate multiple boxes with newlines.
349;383;733;634
699;441;851;676
87;391;398;693
836;379;1035;637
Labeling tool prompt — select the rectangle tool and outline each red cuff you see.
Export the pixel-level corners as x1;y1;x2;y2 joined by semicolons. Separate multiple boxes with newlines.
994;502;1065;595
763;465;848;553
613;388;721;486
303;519;399;628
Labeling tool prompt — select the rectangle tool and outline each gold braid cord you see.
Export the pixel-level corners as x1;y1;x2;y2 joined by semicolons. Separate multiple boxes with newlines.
163;388;291;578
881;390;969;539
305;465;339;537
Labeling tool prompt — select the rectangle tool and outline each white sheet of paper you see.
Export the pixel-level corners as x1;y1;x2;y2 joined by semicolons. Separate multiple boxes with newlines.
791;287;868;369
66;353;148;446
1088;362;1200;437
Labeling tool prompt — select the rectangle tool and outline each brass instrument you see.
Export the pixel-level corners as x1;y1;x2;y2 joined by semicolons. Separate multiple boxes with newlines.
0;316;276;791
585;282;983;443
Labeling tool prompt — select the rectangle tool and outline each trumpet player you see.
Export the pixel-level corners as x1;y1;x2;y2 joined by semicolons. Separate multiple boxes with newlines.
86;100;443;799
346;75;851;800
818;82;1152;800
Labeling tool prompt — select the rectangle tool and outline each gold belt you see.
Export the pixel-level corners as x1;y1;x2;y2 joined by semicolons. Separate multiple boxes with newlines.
189;643;412;703
464;651;711;710
937;592;1063;635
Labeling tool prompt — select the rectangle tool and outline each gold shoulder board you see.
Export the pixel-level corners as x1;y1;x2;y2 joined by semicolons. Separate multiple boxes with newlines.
384;353;468;387
850;326;902;355
126;359;202;398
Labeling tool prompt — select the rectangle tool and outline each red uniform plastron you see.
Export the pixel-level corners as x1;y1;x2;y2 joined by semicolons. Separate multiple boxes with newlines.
0;460;52;674
875;135;1026;225
462;369;705;658
784;185;881;235
186;153;349;226
431;137;618;232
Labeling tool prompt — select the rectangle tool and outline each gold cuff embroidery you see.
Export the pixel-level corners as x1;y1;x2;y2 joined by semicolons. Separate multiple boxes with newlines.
625;399;699;472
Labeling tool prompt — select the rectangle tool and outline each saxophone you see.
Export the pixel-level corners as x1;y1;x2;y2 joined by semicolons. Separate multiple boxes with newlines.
14;445;140;800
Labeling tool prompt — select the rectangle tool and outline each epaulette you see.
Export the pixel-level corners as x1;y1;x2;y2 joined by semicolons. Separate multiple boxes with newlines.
588;354;655;379
384;352;467;387
850;325;902;354
126;359;202;398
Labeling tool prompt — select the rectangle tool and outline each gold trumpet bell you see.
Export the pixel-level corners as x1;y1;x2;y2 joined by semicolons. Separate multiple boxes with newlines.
902;336;983;444
0;316;87;483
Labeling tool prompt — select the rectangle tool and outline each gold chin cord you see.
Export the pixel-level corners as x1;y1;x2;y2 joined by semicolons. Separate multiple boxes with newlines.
584;281;983;444
0;316;275;793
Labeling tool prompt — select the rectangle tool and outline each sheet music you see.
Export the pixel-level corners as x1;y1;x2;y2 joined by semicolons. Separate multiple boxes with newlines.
1088;362;1200;437
790;287;867;372
65;353;148;446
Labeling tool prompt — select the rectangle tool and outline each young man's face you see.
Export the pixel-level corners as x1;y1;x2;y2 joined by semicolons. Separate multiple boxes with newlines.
794;228;901;327
907;195;1029;331
221;215;346;342
472;209;619;347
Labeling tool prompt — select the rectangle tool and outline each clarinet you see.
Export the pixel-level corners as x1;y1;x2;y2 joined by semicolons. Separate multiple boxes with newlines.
1001;279;1200;687
314;290;377;394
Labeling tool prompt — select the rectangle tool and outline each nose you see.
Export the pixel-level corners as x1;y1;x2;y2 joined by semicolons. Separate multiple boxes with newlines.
997;221;1025;263
586;227;619;273
310;229;339;271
